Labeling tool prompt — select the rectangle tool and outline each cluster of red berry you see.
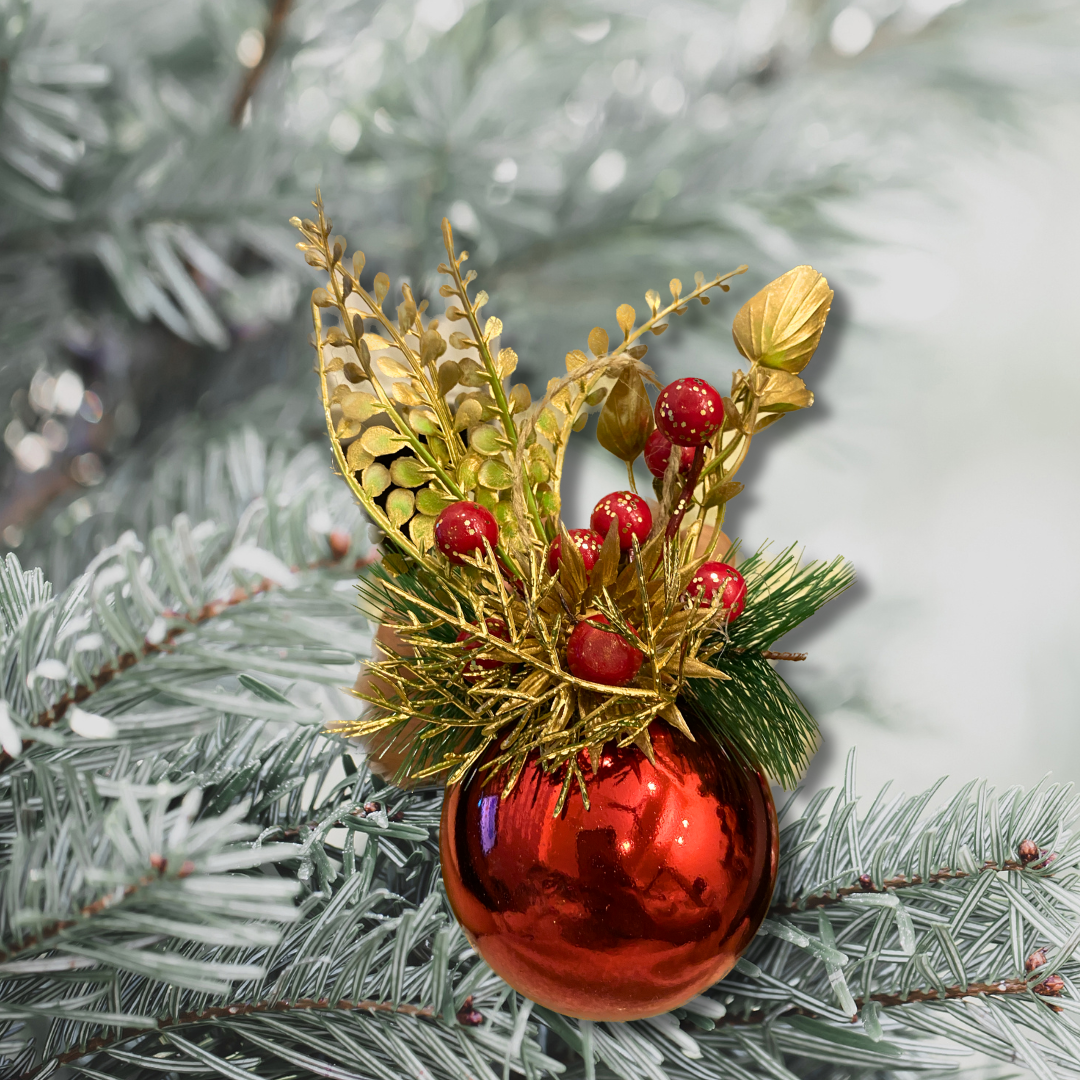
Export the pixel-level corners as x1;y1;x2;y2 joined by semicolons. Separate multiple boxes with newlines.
432;376;745;688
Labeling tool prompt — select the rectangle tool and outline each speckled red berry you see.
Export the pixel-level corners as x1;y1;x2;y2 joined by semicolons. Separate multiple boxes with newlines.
686;562;746;621
643;429;696;478
547;529;605;576
566;615;643;687
456;618;510;683
655;378;724;447
590;492;652;551
435;501;499;565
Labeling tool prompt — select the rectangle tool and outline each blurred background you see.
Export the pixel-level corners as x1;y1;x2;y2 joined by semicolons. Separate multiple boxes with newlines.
2;0;1078;799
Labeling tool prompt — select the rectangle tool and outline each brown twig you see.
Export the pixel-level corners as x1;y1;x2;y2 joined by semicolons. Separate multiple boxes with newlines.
0;546;374;774
230;0;293;127
759;650;807;662
17;997;436;1080
773;860;1031;916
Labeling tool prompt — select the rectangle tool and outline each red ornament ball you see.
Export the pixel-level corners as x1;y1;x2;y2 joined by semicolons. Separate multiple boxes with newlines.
434;501;499;565
441;721;778;1020
455;618;510;683
687;562;746;621
547;529;605;576
565;614;643;687
643;429;696;478
590;491;652;551
655;378;724;447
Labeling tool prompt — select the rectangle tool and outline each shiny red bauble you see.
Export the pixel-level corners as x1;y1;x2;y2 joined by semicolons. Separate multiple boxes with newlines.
565;614;643;687
687;562;746;621
547;529;605;576
655;378;724;447
590;491;652;551
643;429;696;478
455;618;510;682
434;501;499;565
441;721;778;1020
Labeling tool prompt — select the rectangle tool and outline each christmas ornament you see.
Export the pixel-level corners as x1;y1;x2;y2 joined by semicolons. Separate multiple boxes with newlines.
441;721;778;1020
547;528;604;576
687;562;747;621
643;428;695;477
655;378;724;446
299;198;851;1018
434;501;499;564
565;614;644;686
590;491;652;551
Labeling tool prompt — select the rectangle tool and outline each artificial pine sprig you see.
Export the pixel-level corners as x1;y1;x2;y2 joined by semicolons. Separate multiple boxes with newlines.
297;197;849;793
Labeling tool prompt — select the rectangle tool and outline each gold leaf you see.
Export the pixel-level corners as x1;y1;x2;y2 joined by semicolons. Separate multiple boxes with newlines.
409;513;436;550
546;377;572;412
458;359;489;388
758;369;814;413
386;488;415;527
660;702;695;739
477;458;513;491
669;278;683;299
416;486;452;516
420;327;447;366
484;316;503;340
701;480;745;511
378;355;412;379
390;381;423;407
732;265;833;374
352;251;365;277
536;408;559;440
566;349;589;372
682;657;730;680
437;360;461;394
336;417;362;440
364;332;394;352
390;457;431;488
754;413;784;434
323;355;344;373
498;347;518;379
456;452;482;490
359;426;409;457
645;288;661;314
373;272;390;304
596;367;653;463
508;383;531;414
722;396;746;434
556;523;588;598
408;408;439;436
470;425;506;456
361;462;391;496
590;518;621;593
588;327;609;358
571;413;588;432
343;361;365;383
336;390;379;421
345;440;374;472
615;303;635;338
454;397;484;431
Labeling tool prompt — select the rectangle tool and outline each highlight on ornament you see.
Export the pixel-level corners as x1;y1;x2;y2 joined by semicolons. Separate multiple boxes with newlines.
294;196;855;1021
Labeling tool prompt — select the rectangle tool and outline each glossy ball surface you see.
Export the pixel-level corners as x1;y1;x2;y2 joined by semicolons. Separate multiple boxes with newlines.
565;614;643;687
434;501;499;565
590;491;652;551
687;562;746;621
441;722;778;1020
655;378;724;447
455;618;510;683
547;529;605;577
643;429;696;478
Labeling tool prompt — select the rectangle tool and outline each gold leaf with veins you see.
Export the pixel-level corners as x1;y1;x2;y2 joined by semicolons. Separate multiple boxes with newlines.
596;367;653;463
732;265;833;374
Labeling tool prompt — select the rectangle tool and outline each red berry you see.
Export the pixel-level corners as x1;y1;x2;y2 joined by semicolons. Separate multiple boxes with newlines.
686;562;746;620
655;378;724;447
547;529;605;576
590;492;652;551
566;615;644;687
456;618;510;682
643;429;696;478
435;501;499;565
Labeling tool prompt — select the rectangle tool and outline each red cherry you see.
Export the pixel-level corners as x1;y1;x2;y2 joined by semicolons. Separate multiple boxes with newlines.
686;562;746;621
655;378;724;447
566;615;643;687
456;618;510;682
643;429;696;478
547;529;605;576
435;501;499;565
590;492;652;551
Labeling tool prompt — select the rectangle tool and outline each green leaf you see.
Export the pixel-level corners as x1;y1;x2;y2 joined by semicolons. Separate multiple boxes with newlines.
361;462;391;497
359;425;409;457
386;487;415;527
415;486;452;516
389;456;430;488
470;425;506;456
